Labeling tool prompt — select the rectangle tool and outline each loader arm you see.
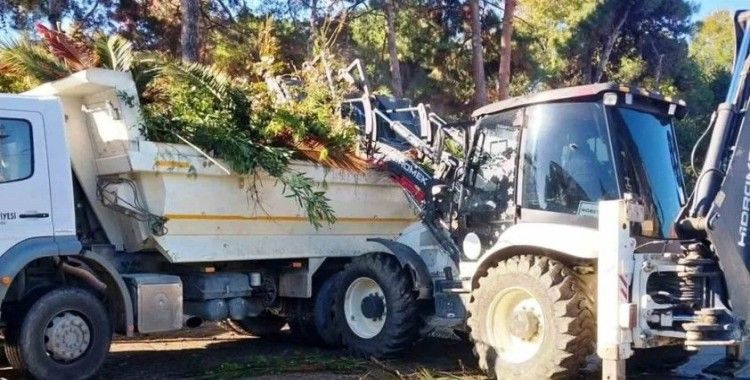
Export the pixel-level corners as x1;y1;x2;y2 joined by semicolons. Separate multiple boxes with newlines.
684;11;750;328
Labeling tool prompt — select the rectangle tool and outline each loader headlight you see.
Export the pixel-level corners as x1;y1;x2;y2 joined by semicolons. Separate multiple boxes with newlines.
603;92;618;106
463;232;483;260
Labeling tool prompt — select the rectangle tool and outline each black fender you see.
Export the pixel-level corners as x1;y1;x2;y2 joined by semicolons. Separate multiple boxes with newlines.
367;238;433;299
76;251;135;336
0;236;134;336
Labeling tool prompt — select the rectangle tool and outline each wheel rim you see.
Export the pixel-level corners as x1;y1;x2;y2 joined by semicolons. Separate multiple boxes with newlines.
344;277;386;339
486;287;545;364
44;310;92;363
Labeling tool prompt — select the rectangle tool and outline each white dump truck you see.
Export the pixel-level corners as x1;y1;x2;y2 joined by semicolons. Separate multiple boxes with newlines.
0;69;466;379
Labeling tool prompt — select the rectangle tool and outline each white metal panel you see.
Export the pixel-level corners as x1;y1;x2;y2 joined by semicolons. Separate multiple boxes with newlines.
41;100;76;237
134;163;417;262
481;222;600;263
597;200;636;376
395;222;458;279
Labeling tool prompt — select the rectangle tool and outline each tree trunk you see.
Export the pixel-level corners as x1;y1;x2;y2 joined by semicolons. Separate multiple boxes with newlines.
469;0;487;106
309;0;319;47
497;0;515;100
650;40;664;86
654;54;664;86
385;0;404;98
47;0;65;30
593;5;631;83
180;0;201;63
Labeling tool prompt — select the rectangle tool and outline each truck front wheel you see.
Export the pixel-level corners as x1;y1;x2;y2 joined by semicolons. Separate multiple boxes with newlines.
335;254;420;358
5;287;112;380
468;255;594;379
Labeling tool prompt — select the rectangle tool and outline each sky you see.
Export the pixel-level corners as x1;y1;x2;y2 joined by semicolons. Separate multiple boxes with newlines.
696;0;745;19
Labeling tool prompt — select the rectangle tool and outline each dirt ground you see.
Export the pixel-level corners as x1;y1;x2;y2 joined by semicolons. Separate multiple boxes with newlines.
0;324;733;379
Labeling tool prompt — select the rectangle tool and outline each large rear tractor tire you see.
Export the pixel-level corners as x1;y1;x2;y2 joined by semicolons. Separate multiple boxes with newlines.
468;255;594;379
5;287;112;380
224;312;286;338
335;254;420;358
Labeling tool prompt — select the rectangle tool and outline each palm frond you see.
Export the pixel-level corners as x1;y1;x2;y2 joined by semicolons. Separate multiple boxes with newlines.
0;37;70;82
130;52;161;95
159;61;250;125
35;24;95;72
292;137;369;173
160;61;233;102
93;34;133;71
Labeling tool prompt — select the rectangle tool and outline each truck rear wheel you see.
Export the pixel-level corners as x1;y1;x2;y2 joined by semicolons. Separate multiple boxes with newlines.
224;312;286;338
335;254;420;358
288;273;343;347
5;287;112;380
313;272;344;347
468;255;594;379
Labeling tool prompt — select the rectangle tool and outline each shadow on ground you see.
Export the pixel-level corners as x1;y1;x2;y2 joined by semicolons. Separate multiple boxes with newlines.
0;324;732;379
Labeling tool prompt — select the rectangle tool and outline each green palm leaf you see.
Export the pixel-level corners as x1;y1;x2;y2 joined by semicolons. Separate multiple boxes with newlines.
0;37;70;82
159;61;250;126
93;34;133;71
160;61;232;102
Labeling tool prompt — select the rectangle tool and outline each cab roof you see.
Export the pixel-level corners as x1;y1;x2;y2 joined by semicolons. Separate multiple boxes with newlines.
472;82;687;118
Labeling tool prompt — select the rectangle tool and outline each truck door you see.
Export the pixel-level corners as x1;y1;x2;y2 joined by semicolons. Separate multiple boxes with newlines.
0;111;53;254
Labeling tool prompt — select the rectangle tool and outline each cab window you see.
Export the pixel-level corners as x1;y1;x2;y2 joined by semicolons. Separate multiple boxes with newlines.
0;118;33;183
464;109;521;224
521;102;618;216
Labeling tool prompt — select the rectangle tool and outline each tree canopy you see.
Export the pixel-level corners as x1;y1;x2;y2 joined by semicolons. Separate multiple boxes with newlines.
0;0;737;185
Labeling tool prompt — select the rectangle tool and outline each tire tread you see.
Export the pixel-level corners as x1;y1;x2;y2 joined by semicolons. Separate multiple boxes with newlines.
468;255;594;379
337;254;420;358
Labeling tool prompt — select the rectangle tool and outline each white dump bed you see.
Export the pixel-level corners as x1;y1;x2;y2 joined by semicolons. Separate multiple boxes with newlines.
25;69;417;262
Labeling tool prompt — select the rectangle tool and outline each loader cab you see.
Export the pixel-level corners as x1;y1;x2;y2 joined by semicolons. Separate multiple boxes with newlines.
457;84;687;260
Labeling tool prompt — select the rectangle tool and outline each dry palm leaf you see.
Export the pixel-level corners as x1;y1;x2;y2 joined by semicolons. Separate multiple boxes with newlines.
292;137;370;174
35;24;96;72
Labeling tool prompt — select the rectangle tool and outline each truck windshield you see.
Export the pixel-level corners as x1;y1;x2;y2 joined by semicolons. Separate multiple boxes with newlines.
608;107;685;238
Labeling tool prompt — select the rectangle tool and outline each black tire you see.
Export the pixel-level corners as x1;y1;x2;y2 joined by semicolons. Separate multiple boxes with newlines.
287;272;344;347
287;306;318;343
628;345;694;373
334;253;420;358
468;255;594;379
5;287;112;380
224;312;286;337
313;272;344;347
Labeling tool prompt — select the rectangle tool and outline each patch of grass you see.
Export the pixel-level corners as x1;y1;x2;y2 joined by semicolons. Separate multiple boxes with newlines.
408;367;486;380
198;353;367;379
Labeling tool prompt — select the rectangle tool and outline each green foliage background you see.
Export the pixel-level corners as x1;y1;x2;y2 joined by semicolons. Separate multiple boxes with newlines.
0;1;738;194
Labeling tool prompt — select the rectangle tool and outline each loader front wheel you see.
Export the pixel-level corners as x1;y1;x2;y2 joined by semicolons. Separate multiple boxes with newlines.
335;254;420;358
468;255;594;379
5;287;112;380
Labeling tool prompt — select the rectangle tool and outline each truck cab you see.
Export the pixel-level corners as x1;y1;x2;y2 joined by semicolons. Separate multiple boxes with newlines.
0;96;77;256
